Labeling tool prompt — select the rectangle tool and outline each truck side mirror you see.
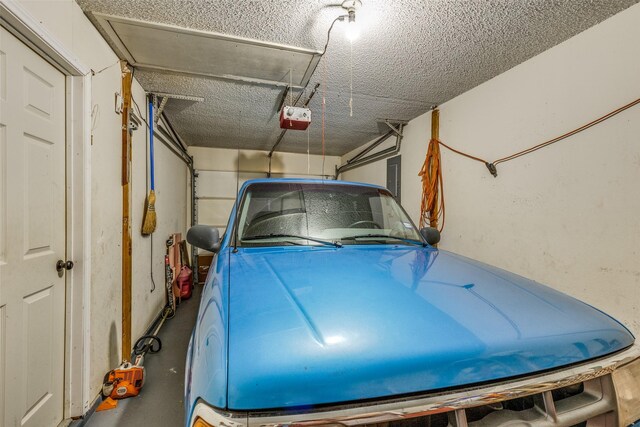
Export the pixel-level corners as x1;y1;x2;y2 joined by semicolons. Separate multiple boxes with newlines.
420;227;441;246
187;225;221;253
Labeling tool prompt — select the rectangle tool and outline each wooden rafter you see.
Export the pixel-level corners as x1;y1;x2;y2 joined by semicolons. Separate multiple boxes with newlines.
121;60;133;361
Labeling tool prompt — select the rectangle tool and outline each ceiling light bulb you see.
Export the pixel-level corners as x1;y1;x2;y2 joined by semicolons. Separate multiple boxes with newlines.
345;10;359;42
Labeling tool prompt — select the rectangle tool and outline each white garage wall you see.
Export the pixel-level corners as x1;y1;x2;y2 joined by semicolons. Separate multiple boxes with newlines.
341;127;425;222
190;146;340;237
130;88;189;352
17;0;189;405
342;3;640;335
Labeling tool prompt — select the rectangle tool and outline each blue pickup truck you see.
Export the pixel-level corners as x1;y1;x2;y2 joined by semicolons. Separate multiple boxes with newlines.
185;179;640;427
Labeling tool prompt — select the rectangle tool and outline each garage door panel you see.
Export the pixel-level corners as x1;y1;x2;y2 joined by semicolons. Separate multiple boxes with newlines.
269;173;311;179
197;171;236;199
237;172;267;189
23;134;54;258
198;171;265;198
198;199;235;228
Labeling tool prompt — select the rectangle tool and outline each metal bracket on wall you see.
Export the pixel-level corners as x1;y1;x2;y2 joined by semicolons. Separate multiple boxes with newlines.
155;96;167;123
334;118;408;179
381;118;404;137
148;92;205;124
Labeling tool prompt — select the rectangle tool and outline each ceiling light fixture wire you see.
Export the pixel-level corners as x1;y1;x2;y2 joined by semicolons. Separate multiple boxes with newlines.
232;108;242;253
322;53;327;179
349;41;354;117
268;9;357;161
289;68;293;106
307;126;311;175
322;16;344;55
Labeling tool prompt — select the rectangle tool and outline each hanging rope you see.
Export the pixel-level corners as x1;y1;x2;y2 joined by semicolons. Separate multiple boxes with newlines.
418;109;445;232
437;95;640;177
321;54;327;178
416;96;640;234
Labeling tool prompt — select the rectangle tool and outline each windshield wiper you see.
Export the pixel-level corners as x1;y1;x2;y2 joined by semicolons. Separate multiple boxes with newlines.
340;234;426;247
242;233;342;248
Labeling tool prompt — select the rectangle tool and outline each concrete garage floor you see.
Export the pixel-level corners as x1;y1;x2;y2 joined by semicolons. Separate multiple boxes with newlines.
84;285;202;427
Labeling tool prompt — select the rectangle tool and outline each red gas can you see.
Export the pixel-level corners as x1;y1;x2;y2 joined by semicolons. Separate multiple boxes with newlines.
177;265;193;300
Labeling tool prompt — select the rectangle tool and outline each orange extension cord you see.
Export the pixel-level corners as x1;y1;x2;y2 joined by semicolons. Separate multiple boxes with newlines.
418;109;444;231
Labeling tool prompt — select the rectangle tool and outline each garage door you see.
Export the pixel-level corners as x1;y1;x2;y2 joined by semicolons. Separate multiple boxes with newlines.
197;170;265;236
197;171;319;239
0;27;66;427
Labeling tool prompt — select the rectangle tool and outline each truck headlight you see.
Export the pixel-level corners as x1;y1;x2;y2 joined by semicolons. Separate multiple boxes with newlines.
189;401;245;427
612;355;640;426
193;418;214;427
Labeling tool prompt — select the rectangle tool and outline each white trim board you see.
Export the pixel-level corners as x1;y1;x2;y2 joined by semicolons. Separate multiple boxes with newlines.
0;0;89;76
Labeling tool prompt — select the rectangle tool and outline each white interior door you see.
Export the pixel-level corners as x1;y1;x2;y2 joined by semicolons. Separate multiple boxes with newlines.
0;27;66;427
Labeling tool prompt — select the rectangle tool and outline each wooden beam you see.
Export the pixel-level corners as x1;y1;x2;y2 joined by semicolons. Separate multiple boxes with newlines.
429;109;440;230
121;60;133;361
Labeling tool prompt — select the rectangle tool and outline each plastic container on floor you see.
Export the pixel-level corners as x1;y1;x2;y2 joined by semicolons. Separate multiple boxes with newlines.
177;265;193;300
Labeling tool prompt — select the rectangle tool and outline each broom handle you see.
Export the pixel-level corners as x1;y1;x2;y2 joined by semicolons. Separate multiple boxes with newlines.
149;100;155;191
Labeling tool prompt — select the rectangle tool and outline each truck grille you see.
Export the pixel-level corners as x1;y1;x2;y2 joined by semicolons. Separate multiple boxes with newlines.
237;348;640;427
361;376;615;427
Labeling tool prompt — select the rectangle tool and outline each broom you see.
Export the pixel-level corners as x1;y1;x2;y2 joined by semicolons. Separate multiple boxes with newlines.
141;99;157;235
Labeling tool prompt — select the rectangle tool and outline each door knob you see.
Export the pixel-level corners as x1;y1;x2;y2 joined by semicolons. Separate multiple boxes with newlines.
56;260;74;272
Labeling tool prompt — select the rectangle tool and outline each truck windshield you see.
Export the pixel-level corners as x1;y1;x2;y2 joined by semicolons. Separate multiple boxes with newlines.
236;182;422;246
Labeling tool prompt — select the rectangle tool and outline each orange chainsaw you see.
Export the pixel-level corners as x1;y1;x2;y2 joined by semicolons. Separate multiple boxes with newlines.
100;310;165;400
101;357;145;399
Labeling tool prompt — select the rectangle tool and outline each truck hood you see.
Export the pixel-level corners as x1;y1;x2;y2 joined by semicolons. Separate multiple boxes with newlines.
227;246;633;410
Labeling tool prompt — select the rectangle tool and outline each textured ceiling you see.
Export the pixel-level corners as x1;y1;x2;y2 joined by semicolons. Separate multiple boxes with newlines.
78;0;639;156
